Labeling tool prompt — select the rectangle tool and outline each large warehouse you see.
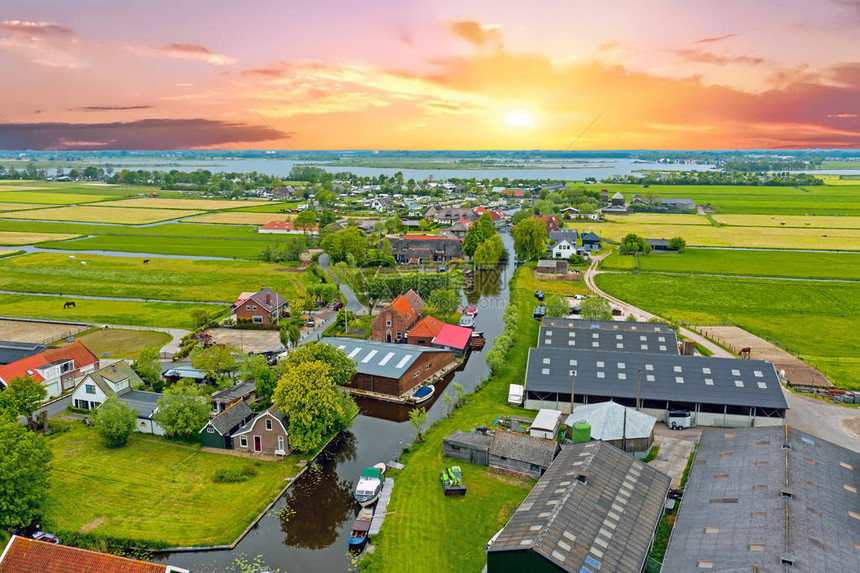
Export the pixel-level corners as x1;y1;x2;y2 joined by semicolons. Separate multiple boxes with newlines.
524;347;788;426
319;337;455;398
663;426;860;572
540;317;675;333
538;325;679;354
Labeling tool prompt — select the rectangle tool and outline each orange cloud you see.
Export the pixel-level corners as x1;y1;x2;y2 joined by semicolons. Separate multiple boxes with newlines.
130;43;236;66
446;20;502;48
675;49;764;66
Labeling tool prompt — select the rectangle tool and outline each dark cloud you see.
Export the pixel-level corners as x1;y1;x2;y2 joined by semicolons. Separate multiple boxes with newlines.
0;118;280;150
676;49;764;66
72;105;154;112
694;33;737;45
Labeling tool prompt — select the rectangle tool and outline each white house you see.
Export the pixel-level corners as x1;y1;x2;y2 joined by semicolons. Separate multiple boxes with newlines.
70;361;166;435
551;239;575;259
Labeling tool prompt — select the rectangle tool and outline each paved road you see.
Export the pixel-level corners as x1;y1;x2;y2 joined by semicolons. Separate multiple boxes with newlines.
583;254;732;358
318;253;367;314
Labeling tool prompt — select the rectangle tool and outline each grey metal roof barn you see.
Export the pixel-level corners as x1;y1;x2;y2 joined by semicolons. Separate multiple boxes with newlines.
526;347;788;411
486;441;671;573
539;325;679;354
663;426;860;572
541;317;674;333
319;337;449;378
0;341;47;366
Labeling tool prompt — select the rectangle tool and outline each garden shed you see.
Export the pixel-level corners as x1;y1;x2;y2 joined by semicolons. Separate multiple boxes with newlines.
442;430;493;466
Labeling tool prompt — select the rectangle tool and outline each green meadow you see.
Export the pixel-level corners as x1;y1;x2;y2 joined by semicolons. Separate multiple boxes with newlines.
41;234;279;260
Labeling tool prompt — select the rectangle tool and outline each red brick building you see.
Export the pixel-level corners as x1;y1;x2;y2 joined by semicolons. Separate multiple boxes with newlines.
531;214;560;232
233;408;291;455
371;290;425;343
232;287;287;325
406;315;445;346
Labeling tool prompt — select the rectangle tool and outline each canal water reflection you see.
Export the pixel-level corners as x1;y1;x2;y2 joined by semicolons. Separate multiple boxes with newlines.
158;234;516;572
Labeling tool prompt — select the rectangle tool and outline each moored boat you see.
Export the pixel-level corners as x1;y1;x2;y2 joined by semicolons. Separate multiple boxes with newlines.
354;464;386;506
348;507;375;549
409;385;435;404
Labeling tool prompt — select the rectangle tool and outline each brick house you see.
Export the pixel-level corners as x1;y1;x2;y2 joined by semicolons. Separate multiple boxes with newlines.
406;315;445;346
232;287;287;325
371;290;425;343
0;340;99;398
233;408;291;455
531;214;560;232
387;235;464;264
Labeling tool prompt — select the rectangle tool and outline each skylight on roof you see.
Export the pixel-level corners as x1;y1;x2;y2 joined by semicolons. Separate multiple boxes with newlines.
592;342;599;347
757;382;767;389
596;361;604;368
348;348;361;359
616;343;623;349
674;366;683;373
569;359;577;366
702;367;711;374
396;355;413;369
543;357;551;365
361;350;378;363
378;352;395;366
641;344;648;350
647;375;655;382
542;368;550;375
568;340;575;346
545;330;553;336
735;380;744;388
597;372;605;378
658;336;665;342
659;345;667;351
646;364;654;371
568;331;576;337
705;378;714;385
640;335;647;341
675;376;684;384
618;362;626;369
618;373;626;380
732;369;741;376
546;339;553;345
754;370;764;377
616;334;623;340
592;333;599;339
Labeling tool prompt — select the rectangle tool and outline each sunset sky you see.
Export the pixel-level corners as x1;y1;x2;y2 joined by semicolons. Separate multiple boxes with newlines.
1;0;859;150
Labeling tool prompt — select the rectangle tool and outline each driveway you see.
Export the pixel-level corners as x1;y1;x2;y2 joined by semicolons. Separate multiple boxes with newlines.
784;388;860;452
318;253;367;315
649;424;700;488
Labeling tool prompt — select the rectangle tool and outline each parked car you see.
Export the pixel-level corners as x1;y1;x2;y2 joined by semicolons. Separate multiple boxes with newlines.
32;531;59;544
574;294;588;300
535;290;545;301
329;301;344;311
305;318;316;327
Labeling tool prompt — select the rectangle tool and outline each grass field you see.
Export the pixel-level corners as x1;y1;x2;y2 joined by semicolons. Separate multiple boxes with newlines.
605;213;710;226
190;211;289;225
0;294;223;329
713;214;860;229
595;272;860;389
232;201;303;213
567;220;860;250
41;234;282;259
0;202;54;212
0;192;113;204
577;183;860;215
103;198;270;210
0;253;312;302
1;206;203;224
626;249;860;280
0;219;260;238
69;328;172;358
43;424;301;546
0;231;80;245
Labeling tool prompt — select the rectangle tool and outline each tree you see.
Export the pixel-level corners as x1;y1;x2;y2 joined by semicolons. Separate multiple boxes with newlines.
668;236;687;252
408;407;429;442
544;294;570;318
191;345;240;381
319;227;366;263
294;210;317;226
472;234;505;269
462;224;484;257
580;297;613;320
132;347;162;390
0;377;47;426
190;309;209;328
620;233;652;255
443;393;453;416
427;289;459;318
153;379;211;439
510;209;530;225
318;210;337;227
452;382;465;407
92;397;136;448
281;343;356;387
273;360;354;451
512;217;548;261
279;324;290;348
239;354;277;403
0;415;52;529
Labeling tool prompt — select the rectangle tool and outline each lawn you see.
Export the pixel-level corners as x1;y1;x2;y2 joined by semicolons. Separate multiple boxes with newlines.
42;424;301;546
0;192;113;204
600;249;638;270
0;294;224;329
41;234;288;260
713;214;860;229
190;212;290;225
0;219;260;239
1;206;203;224
69;328;172;358
595;272;860;389
632;248;860;281
103;198;270;210
0;253;313;302
364;266;577;573
0;231;80;245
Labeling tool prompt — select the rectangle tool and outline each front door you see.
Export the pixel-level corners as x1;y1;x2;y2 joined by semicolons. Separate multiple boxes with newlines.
254;436;262;452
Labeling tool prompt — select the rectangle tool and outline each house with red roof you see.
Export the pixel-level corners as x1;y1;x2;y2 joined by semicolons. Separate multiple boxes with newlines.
431;323;473;355
0;340;99;398
0;535;188;573
257;220;319;235
371;290;426;343
232;287;288;326
406;315;446;346
531;214;560;232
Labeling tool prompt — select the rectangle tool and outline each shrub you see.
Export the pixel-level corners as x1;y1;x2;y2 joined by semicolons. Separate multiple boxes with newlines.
213;465;258;483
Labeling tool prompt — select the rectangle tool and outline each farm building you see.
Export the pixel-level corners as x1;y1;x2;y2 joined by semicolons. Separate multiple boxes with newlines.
488;429;558;479
536;259;569;274
443;430;493;465
581;232;602;251
162;364;207;383
644;238;673;251
405;315;445;346
232;287;288;326
564;401;656;456
658;198;696;212
388;234;464;264
541;317;674;333
525;347;789;424
529;409;563;440
663;426;860;572
486;441;671;573
319;337;455;397
210;381;256;413
538;325;679;354
371;290;425;343
199;399;256;449
611;191;625;206
0;535;188;573
0;340;99;398
431;323;473;355
0;341;47;366
257;220;319;235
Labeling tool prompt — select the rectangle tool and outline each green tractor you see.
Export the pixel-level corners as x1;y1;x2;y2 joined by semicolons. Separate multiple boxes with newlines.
440;465;466;496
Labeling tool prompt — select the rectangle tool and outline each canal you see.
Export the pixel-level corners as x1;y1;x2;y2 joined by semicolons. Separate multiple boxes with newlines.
157;233;516;572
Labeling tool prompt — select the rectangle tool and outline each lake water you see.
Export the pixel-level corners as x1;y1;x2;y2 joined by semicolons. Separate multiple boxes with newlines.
155;234;517;572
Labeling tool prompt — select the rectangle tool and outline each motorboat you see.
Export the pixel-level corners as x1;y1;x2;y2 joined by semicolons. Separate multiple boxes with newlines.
354;463;386;506
409;385;435;404
458;315;476;329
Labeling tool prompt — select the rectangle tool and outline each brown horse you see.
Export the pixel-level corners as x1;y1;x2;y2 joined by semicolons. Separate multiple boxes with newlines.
143;259;150;264
63;301;76;309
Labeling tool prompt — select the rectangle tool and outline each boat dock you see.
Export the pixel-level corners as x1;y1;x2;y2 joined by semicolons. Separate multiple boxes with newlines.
369;477;394;535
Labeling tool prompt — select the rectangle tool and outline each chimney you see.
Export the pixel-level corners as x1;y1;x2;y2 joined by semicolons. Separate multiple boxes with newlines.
266;292;271;305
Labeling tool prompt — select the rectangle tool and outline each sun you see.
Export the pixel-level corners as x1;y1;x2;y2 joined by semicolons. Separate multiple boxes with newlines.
505;110;534;128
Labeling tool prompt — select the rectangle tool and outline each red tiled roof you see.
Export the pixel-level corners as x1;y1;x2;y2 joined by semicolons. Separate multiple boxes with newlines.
408;316;445;339
0;536;172;573
432;323;472;351
234;291;256;306
0;354;47;384
43;341;98;370
259;221;319;232
391;295;416;320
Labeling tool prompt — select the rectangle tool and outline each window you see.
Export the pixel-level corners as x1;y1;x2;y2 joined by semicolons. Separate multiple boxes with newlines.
240;436;247;448
253;315;263;324
386;320;392;327
266;419;272;431
85;384;96;394
206;426;215;433
252;305;257;310
246;305;251;310
278;436;285;451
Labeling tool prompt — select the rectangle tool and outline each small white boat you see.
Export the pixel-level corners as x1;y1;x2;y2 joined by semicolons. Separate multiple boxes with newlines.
354;463;386;506
409;385;435;404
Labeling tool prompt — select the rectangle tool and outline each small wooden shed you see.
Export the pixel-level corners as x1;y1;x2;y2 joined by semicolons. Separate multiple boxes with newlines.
443;431;493;466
